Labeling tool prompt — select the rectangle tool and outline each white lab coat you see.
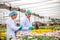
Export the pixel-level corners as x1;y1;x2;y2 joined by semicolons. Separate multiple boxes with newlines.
20;16;32;35
6;18;20;40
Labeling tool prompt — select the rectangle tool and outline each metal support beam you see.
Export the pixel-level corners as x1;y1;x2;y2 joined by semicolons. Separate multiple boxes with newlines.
0;3;44;18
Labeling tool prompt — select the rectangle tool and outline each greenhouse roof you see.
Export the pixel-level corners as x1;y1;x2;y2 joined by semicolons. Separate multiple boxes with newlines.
0;0;60;19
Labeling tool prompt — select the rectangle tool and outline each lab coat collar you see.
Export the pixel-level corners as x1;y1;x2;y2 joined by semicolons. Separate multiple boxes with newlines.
25;16;32;23
10;17;15;21
9;17;16;23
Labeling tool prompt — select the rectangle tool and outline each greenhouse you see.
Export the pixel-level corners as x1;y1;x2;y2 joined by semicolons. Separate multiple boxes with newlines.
0;0;60;40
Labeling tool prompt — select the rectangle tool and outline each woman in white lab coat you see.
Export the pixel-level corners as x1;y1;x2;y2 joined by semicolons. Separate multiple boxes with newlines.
6;10;20;40
20;10;34;35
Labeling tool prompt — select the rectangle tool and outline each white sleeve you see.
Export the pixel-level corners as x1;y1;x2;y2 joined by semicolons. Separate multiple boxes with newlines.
7;21;20;31
20;19;26;27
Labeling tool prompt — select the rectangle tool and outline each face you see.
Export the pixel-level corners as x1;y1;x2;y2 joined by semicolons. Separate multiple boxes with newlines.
11;14;17;19
26;14;31;19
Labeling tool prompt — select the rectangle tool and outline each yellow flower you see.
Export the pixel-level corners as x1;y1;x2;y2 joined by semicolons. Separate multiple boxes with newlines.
31;29;55;34
1;32;6;37
17;32;20;35
1;37;4;40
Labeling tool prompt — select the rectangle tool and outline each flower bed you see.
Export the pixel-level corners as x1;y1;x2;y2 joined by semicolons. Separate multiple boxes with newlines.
0;25;60;40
